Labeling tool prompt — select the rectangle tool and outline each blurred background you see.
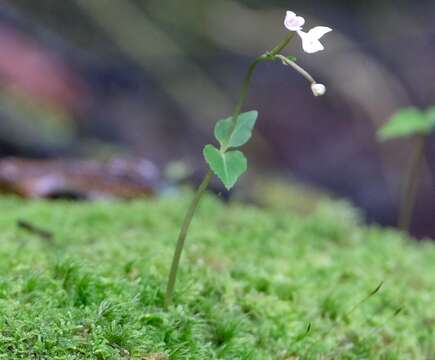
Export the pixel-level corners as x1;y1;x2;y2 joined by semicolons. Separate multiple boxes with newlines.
0;0;434;237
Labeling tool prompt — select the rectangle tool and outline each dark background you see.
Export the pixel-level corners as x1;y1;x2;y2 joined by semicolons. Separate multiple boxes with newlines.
1;0;435;237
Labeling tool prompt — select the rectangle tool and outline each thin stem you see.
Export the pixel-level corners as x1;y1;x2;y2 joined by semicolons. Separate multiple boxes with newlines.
164;170;213;307
219;56;264;152
398;134;426;232
275;54;316;84
222;32;295;152
269;33;296;56
164;32;295;307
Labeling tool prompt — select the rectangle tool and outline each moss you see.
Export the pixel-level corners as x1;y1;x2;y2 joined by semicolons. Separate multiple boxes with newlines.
0;194;433;359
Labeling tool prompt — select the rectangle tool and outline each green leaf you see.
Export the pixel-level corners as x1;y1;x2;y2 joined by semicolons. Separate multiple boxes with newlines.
425;107;435;130
377;108;432;141
203;144;247;190
214;111;258;148
286;55;297;62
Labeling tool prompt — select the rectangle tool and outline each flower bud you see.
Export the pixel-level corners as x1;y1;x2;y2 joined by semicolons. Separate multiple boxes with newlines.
311;83;326;97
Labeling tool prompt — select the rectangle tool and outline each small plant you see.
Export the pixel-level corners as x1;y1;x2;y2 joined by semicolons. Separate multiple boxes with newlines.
165;10;333;306
377;107;435;232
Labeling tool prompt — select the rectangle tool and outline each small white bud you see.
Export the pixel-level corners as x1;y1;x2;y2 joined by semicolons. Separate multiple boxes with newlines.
311;83;326;97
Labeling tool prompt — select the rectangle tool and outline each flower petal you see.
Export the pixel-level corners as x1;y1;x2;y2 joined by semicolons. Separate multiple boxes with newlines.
306;26;332;40
296;30;322;53
286;10;297;19
284;10;305;31
304;40;324;53
295;16;305;28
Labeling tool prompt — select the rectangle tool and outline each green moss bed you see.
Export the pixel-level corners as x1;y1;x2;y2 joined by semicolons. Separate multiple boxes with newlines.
0;193;434;359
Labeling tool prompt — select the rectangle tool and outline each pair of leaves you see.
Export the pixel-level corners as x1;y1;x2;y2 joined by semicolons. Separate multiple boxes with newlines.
377;107;435;141
203;111;258;190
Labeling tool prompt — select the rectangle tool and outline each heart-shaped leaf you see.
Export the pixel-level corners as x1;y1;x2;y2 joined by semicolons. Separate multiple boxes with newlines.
378;108;432;141
214;111;258;148
203;144;247;190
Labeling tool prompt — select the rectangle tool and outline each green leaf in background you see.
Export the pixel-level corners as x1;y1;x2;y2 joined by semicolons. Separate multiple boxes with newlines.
286;55;297;62
203;144;247;190
214;111;258;148
377;108;434;141
425;106;435;130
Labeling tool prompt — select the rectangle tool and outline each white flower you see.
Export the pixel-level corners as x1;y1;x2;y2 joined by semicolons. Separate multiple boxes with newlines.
284;11;305;31
297;27;332;54
311;83;326;96
284;11;332;54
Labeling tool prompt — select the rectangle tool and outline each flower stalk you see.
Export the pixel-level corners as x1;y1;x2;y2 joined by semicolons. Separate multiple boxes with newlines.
275;54;326;96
